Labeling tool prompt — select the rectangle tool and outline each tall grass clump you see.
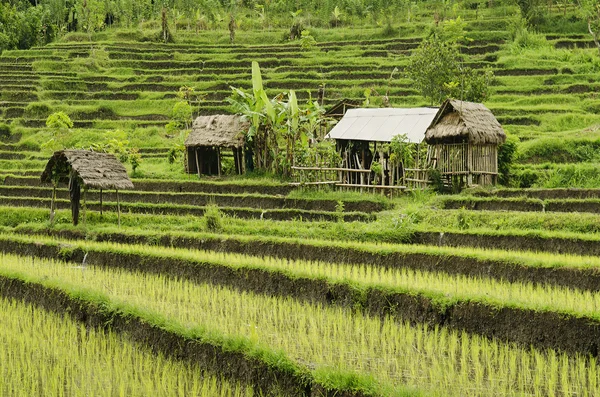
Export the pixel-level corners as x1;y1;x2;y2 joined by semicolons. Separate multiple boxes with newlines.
203;203;224;232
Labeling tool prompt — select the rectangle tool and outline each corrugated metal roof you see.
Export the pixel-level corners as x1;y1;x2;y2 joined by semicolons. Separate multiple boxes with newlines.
325;107;439;143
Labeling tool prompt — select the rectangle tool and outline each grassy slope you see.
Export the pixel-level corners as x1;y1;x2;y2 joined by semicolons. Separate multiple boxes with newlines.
0;2;598;185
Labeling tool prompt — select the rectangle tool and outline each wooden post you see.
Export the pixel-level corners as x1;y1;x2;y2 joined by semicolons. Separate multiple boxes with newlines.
49;185;56;224
99;188;103;215
116;189;121;227
82;187;87;227
217;147;222;177
195;148;201;178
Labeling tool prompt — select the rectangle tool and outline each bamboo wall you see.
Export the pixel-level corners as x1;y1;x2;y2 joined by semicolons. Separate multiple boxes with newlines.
428;143;499;186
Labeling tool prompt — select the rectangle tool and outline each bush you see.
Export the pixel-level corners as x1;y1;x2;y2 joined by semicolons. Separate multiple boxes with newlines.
203;204;223;232
498;134;519;185
46;112;73;129
0;123;11;141
25;102;52;119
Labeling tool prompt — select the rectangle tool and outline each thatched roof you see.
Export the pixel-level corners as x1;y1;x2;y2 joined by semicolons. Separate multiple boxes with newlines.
185;115;249;148
425;99;506;145
41;150;134;190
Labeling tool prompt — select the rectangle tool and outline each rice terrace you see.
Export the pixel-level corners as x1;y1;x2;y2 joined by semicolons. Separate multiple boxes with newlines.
3;0;600;395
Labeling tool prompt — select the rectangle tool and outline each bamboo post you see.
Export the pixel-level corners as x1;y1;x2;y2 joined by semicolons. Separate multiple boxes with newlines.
49;185;56;224
82;187;87;227
116;189;121;227
195;148;201;178
217;147;222;177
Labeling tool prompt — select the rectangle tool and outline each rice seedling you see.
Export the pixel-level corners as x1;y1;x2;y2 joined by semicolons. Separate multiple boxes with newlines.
2;252;600;396
6;231;600;320
0;295;256;397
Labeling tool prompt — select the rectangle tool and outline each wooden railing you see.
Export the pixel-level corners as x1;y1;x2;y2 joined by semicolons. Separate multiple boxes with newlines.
291;166;406;194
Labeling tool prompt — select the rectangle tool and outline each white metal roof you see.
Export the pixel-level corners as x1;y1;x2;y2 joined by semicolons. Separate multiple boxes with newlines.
325;107;439;143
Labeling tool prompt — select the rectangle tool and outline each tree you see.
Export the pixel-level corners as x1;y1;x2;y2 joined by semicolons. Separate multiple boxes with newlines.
75;0;105;34
228;61;329;176
577;0;600;55
406;34;493;105
514;0;543;26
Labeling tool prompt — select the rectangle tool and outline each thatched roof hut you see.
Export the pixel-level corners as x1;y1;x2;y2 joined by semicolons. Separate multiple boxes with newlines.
425;99;506;145
41;150;134;190
185;115;249;149
185;115;249;176
423;99;506;188
41;150;133;226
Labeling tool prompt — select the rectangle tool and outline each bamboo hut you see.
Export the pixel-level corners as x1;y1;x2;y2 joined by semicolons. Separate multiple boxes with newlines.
41;150;134;226
425;99;506;187
185;115;249;177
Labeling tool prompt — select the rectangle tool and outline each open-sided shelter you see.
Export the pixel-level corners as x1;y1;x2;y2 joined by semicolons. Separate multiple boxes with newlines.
325;107;438;186
41;150;134;226
185;115;249;177
425;99;506;187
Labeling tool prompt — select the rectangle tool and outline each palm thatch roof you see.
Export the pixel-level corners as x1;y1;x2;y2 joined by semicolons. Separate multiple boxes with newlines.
185;115;249;148
425;99;506;145
41;150;134;190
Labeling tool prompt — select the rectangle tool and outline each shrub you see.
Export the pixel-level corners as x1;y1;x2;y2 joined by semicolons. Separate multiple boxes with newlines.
46;112;73;129
24;102;52;119
0;123;11;141
203;204;223;232
498;134;519;186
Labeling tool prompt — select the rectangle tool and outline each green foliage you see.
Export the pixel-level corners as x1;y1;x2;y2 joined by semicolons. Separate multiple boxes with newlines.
406;34;493;105
203;204;223;232
576;0;600;55
0;123;12;141
514;0;544;27
538;164;600;188
508;17;551;53
46;111;73;129
171;101;193;130
0;2;51;52
428;168;445;193
129;148;142;174
25;103;52;119
300;30;317;50
76;0;106;34
519;138;600;164
498;134;519;186
389;134;414;168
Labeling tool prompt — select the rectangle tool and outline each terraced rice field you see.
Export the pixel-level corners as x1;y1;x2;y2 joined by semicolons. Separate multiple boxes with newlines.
2;2;600;396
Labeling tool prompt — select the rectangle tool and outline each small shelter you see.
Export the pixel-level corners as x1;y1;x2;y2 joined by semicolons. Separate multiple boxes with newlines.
185;115;249;177
324;107;438;187
41;150;134;226
425;99;506;187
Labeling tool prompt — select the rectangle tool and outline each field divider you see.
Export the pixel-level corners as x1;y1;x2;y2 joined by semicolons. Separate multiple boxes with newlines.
0;185;388;213
11;226;600;293
0;196;374;222
440;196;600;214
0;267;388;397
3;232;600;357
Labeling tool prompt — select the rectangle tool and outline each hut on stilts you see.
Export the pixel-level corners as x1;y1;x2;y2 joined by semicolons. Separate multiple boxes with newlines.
424;99;506;188
185;115;249;177
41;150;134;226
